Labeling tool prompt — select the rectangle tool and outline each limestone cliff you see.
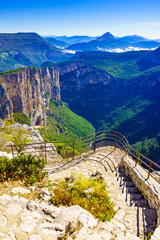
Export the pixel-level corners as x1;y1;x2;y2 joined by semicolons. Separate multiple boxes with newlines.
0;83;13;119
0;66;60;126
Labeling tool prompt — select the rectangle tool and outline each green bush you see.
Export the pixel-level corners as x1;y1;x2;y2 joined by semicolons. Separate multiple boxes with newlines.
0;153;46;185
51;174;115;221
12;128;30;153
13;113;30;125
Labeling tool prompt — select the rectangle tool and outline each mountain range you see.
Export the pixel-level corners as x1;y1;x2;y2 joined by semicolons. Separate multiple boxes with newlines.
66;32;160;51
0;32;71;72
0;31;160;162
55;47;160;161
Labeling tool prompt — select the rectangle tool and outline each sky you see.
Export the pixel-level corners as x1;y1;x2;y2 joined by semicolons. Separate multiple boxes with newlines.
0;0;160;39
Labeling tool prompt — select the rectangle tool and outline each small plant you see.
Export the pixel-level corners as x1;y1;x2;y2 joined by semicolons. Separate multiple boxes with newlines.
0;153;47;185
51;174;115;221
12;128;30;153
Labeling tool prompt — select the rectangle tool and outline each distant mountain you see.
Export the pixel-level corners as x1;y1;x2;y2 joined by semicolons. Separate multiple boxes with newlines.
54;35;97;45
66;33;160;52
118;35;148;43
132;41;160;49
137;47;160;70
0;32;72;72
67;32;129;51
43;37;68;48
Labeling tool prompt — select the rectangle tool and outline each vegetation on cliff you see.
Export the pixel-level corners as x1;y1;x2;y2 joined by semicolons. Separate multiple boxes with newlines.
39;99;95;142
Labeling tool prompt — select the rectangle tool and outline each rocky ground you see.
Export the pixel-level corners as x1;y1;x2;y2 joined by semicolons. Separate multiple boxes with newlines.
0;146;159;240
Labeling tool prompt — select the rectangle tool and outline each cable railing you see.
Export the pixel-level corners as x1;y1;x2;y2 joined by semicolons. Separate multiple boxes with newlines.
10;129;160;184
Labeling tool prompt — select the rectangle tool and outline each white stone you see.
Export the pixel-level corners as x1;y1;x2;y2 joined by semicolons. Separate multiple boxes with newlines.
27;200;38;211
0;215;7;227
115;231;126;240
40;188;52;201
151;226;160;240
19;197;28;207
3;236;12;240
29;234;42;240
64;205;98;228
98;221;114;232
125;232;140;240
11;187;31;194
86;233;101;240
38;222;64;237
1;194;12;201
6;203;22;215
99;230;113;240
0;233;5;238
20;210;42;233
20;222;35;233
12;195;20;201
8;223;17;231
114;209;125;221
111;219;126;231
8;232;16;240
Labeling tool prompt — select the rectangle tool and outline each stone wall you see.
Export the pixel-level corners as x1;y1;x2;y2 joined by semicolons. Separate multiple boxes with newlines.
121;155;160;227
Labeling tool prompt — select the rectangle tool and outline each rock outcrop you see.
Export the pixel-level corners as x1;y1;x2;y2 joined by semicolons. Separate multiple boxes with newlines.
0;83;13;119
0;66;60;126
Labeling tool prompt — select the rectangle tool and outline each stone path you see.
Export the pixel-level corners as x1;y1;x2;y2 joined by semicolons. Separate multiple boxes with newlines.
0;146;158;240
47;146;157;239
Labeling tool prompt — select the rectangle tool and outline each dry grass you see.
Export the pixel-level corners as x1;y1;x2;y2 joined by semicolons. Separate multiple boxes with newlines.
0;180;46;201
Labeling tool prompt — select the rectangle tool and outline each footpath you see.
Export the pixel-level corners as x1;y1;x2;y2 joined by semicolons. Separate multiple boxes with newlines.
0;146;159;240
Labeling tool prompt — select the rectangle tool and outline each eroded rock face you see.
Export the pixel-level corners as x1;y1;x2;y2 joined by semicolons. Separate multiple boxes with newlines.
0;83;13;119
0;66;60;126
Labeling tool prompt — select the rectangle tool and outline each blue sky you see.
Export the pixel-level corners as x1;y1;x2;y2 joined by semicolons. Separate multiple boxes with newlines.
0;0;160;39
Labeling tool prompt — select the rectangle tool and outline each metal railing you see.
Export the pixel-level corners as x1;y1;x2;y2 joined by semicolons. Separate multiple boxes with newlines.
10;130;160;184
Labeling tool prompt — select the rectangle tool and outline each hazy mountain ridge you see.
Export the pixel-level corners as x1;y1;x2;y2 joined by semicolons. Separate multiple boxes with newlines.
66;32;160;52
0;32;72;72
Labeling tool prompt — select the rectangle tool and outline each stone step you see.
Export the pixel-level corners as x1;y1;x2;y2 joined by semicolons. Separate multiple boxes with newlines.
125;181;135;187
122;176;131;182
130;194;143;201
127;187;138;193
137;199;149;208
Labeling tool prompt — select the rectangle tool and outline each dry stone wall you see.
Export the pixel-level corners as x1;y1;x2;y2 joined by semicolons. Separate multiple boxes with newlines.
121;155;160;227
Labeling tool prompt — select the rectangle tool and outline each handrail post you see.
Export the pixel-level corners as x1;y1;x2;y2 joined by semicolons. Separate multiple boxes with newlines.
45;142;47;163
73;140;75;159
114;132;117;148
11;145;14;158
94;133;96;152
148;161;152;179
135;152;139;167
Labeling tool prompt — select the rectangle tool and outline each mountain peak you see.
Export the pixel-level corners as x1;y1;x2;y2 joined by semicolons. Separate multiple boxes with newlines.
97;32;115;41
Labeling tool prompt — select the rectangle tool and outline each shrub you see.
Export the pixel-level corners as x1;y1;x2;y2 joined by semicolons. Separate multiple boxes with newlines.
13;113;30;125
12;128;31;153
51;174;115;221
0;153;46;185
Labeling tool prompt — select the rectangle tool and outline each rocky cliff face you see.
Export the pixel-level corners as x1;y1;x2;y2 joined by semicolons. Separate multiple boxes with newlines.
0;66;60;126
58;60;117;126
0;83;13;119
58;59;116;100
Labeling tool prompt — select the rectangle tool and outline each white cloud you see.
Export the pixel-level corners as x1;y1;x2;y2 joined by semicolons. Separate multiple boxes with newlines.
62;49;76;54
97;46;157;53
